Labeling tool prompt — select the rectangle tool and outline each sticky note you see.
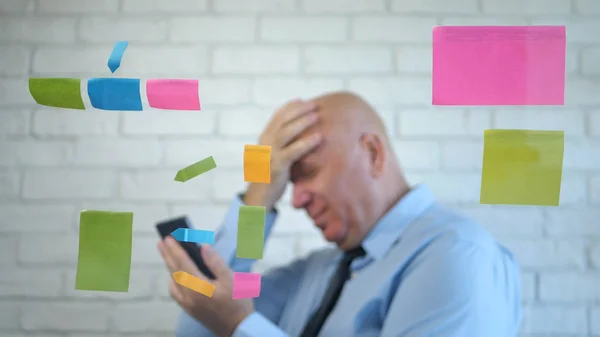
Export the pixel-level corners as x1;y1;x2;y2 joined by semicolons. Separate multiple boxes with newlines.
480;129;564;206
75;210;133;292
28;78;85;110
173;271;215;297
432;26;566;106
236;206;265;259
87;78;143;111
147;79;201;110
244;145;271;184
108;41;128;73
232;272;261;299
174;156;217;182
171;228;215;244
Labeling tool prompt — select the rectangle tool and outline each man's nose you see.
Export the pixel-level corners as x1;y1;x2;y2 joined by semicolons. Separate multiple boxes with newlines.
292;183;310;209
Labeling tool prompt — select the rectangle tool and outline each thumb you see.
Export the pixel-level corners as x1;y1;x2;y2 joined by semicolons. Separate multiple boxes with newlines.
201;245;230;278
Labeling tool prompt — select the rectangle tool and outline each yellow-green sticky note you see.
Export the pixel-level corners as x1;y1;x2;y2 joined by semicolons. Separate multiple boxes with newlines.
29;78;85;110
174;156;217;182
480;129;564;206
236;206;265;259
75;210;133;292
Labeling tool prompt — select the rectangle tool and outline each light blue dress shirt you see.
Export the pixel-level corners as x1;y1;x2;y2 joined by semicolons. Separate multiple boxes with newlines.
176;185;522;337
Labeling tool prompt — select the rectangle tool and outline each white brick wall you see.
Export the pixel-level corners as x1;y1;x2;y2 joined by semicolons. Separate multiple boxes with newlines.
0;0;598;336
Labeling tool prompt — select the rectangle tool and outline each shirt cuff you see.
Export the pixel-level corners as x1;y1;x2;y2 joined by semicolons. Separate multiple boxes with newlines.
232;312;290;337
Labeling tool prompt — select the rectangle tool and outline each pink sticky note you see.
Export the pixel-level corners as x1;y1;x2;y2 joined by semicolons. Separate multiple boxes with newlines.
146;79;201;110
432;26;566;106
232;272;261;299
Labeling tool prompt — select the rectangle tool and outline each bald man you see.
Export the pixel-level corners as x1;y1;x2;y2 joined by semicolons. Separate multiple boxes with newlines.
158;92;522;337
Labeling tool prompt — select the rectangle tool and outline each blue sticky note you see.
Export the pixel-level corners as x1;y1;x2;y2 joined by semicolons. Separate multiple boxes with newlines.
171;228;215;244
108;41;128;73
87;78;143;111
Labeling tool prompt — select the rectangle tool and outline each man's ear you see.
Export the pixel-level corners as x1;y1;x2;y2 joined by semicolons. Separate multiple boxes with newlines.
360;133;385;178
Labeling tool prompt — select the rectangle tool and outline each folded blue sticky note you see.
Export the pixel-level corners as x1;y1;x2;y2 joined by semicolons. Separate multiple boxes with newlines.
87;78;143;111
108;41;128;73
171;228;215;244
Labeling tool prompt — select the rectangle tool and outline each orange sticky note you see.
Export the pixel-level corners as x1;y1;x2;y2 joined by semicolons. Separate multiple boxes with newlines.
244;145;271;184
172;271;215;298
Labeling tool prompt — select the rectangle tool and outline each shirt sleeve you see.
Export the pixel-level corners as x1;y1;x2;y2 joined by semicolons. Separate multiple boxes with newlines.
380;237;522;337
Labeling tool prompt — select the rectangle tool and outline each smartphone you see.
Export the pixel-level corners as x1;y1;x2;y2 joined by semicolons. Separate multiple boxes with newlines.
156;216;216;280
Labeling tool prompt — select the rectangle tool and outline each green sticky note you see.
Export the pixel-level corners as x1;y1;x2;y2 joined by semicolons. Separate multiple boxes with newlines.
236;206;265;259
480;129;564;206
29;78;85;110
75;210;133;292
174;156;217;182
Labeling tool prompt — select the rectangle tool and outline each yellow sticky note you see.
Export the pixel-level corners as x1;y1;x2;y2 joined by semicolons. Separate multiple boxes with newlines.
172;271;215;298
244;145;271;184
480;129;564;206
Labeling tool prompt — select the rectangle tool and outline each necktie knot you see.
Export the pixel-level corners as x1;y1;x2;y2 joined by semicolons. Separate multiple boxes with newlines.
342;246;366;265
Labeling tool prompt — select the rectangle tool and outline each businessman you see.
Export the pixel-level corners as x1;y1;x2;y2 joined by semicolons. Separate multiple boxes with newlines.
158;91;522;337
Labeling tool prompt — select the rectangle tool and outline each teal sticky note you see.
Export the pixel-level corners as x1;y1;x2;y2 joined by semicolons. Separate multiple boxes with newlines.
75;210;133;292
236;206;265;259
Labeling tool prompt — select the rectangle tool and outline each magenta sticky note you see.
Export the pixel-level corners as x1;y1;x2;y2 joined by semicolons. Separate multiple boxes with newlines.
232;272;261;299
432;26;566;106
146;79;201;110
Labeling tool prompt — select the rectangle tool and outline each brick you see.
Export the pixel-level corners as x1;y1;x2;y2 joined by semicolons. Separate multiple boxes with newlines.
494;108;586;137
301;0;385;13
575;0;600;14
592;175;600;204
253;235;297;273
272;205;323;235
392;0;477;13
539;272;600;302
0;110;30;135
252;78;345;106
33;109;119;136
155;271;172;299
502;239;586;270
349;77;431;105
520;305;587;334
557;172;587;206
530;18;600;44
520;272;536;303
22;169;116;199
393;140;440;170
0;237;17;266
407;172;481;203
440;141;483;170
37;0;119;12
170;204;228;232
215;0;295;12
79;18;167;42
260;17;347;42
396;46;432;74
0;46;30;75
213;46;300;74
352;17;436;42
199;78;252;105
120;171;211;201
64;269;156;300
0;18;76;43
563;141;600;170
482;0;570;14
78;202;169;234
217;107;271;137
21;302;110;331
0;204;75;233
440;17;528;25
582;47;600;75
592;244;600;268
0;140;73;167
545;208;600;237
18;234;77;265
593;308;600;335
0;79;36;106
131;237;163;265
164;139;247;169
123;0;207;12
304;47;393;74
375;107;395;138
295;235;332;257
111;302;179;332
33;47;112;75
0;0;34;12
0;269;62;297
457;206;544;238
170;17;255;42
0;170;20;198
122;110;216;135
566;45;579;74
0;302;20;329
211;171;247;203
73;139;161;167
397;108;491;136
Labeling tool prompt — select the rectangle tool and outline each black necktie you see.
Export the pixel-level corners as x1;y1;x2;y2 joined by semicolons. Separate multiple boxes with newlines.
299;246;366;337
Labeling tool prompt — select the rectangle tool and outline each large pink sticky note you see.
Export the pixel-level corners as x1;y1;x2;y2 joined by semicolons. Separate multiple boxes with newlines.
232;272;261;299
432;26;566;106
146;79;201;110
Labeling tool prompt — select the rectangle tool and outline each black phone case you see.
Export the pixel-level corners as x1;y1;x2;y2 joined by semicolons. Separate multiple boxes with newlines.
156;216;216;280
